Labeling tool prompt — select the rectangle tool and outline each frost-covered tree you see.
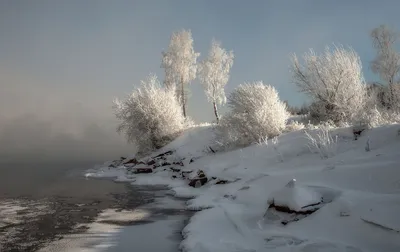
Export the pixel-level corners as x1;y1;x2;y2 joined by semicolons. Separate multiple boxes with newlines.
370;25;400;110
113;74;185;154
291;45;367;124
217;82;289;147
161;29;200;118
198;39;234;123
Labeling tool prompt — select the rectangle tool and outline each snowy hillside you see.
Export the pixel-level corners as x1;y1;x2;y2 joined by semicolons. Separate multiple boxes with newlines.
87;123;400;252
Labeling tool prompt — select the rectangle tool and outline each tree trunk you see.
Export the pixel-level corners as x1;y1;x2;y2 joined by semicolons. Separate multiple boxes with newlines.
389;82;395;110
213;101;219;124
181;77;186;118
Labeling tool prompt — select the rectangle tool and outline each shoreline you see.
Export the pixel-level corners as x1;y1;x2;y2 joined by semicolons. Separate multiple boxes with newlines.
0;166;192;252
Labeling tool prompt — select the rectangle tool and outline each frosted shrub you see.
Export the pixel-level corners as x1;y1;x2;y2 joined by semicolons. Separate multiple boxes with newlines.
216;82;289;148
357;105;400;128
113;74;185;154
291;45;367;125
285;120;305;132
304;124;337;159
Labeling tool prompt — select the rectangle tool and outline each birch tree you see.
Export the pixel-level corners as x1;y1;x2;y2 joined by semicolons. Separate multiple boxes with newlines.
161;29;200;118
370;25;400;110
198;39;234;123
291;45;367;124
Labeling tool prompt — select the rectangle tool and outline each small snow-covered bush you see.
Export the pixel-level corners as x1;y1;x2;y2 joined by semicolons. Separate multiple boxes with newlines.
304;123;337;159
113;74;185;154
216;82;289;148
285;120;305;132
356;105;400;129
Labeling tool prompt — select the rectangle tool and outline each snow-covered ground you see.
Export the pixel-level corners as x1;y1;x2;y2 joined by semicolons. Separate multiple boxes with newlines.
87;123;400;252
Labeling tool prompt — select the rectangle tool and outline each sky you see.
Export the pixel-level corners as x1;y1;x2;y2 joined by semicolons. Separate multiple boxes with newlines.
1;0;399;163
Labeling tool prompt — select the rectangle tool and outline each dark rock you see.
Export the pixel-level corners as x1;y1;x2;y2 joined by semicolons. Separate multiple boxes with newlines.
223;194;237;200
268;202;321;215
353;125;367;140
152;150;174;159
173;161;184;166
188;170;208;187
133;167;153;174
188;177;208;187
123;158;138;165
197;170;206;178
120;157;127;160
161;162;172;167
147;160;156;165
172;175;177;179
215;179;229;185
170;167;181;172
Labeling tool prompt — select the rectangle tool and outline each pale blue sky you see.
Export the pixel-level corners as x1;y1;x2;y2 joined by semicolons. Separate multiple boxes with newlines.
0;0;399;161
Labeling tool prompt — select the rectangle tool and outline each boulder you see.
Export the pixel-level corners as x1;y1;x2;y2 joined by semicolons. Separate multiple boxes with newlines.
132;167;153;174
188;170;208;188
170;167;181;172
147;160;156;166
267;179;322;214
123;158;138;165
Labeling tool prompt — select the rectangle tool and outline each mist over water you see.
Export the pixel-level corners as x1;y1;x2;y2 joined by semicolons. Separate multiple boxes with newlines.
0;70;135;165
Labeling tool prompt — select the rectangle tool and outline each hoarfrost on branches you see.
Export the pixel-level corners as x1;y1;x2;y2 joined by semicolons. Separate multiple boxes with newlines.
217;82;289;148
291;45;367;124
161;29;200;118
370;25;400;111
113;74;185;154
198;39;234;123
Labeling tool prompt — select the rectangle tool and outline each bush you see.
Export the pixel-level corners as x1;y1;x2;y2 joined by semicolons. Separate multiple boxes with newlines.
291;45;367;125
285;120;305;132
358;106;400;128
216;82;289;148
113;74;185;154
304;123;337;159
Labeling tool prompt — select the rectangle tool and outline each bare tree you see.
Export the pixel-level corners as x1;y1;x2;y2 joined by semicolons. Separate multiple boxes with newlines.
161;29;200;118
198;39;234;123
291;45;367;124
370;25;400;110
